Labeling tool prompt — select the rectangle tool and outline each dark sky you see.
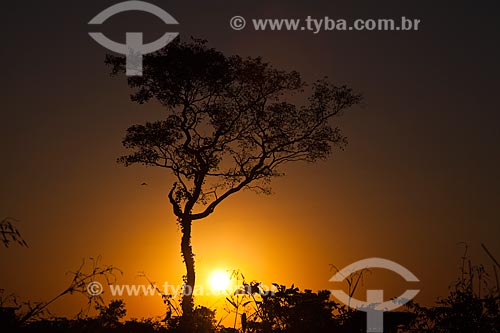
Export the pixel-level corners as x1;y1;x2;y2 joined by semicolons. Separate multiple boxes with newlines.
1;0;499;318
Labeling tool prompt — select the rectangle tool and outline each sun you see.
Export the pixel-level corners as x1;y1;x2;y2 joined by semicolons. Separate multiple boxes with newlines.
208;270;231;293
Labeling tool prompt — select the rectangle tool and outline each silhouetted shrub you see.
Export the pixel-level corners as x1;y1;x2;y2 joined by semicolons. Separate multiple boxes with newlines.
405;247;500;332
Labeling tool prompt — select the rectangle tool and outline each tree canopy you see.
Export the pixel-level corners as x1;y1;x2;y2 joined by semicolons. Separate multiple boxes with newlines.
107;38;362;222
106;38;361;325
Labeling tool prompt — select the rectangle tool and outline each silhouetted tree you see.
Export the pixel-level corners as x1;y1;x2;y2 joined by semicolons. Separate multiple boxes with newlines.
106;38;362;327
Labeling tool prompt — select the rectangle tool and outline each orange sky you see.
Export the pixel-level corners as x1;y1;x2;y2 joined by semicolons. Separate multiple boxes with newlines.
1;0;499;323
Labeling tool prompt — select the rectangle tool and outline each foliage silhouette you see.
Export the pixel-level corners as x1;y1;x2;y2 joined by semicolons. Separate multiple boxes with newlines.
244;283;339;332
405;244;500;332
106;38;362;328
223;271;357;333
164;305;217;333
96;299;127;328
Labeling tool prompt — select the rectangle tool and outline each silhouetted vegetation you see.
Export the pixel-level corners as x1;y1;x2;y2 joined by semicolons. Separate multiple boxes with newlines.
404;244;500;332
2;246;499;332
237;283;341;332
7;300;167;333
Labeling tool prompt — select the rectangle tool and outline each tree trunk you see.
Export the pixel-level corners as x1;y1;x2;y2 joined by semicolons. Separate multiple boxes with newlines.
180;218;195;324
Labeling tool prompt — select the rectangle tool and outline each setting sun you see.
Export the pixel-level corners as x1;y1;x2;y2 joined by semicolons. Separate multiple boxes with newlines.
208;270;231;293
